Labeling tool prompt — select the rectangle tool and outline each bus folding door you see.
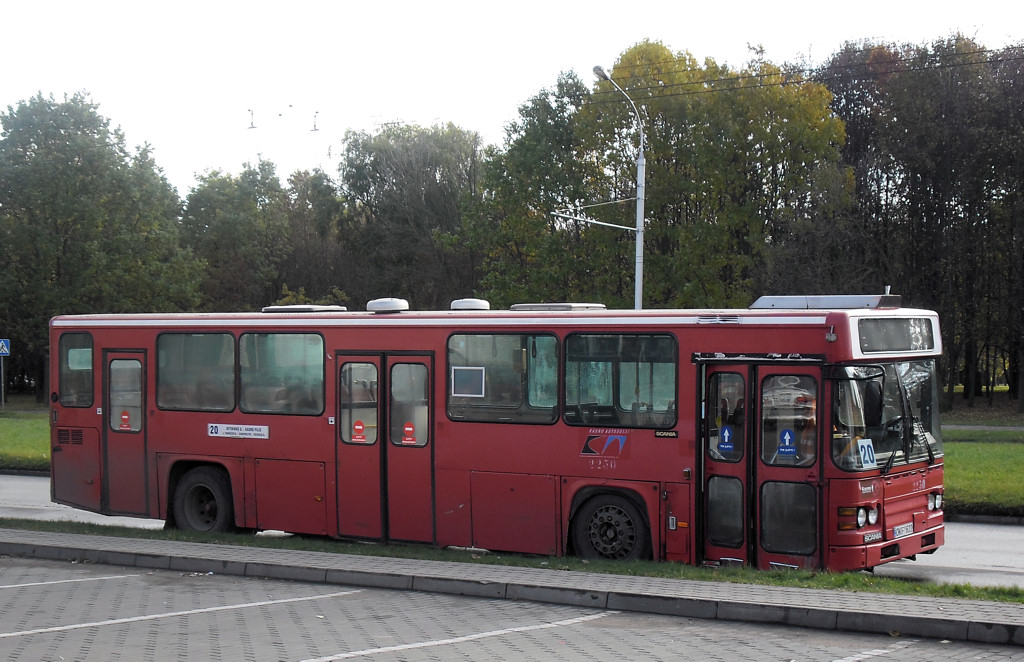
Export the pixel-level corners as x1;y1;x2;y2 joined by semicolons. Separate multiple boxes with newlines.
102;350;149;515
702;364;821;570
336;353;434;544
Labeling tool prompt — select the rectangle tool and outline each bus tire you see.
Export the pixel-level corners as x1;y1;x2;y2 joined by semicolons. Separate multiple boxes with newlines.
571;493;651;561
172;466;236;533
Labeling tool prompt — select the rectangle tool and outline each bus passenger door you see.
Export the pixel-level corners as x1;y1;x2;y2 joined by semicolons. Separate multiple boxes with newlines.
336;354;434;544
754;366;821;570
702;364;822;569
337;355;385;539
102;351;148;515
701;366;751;566
385;357;434;543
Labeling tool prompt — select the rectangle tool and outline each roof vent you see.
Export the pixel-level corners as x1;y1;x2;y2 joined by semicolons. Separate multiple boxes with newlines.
261;304;348;313
451;298;491;311
750;294;902;310
366;298;410;313
510;302;607;311
697;314;740;324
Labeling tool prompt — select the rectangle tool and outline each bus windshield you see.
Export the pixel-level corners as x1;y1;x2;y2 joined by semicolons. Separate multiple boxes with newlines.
831;360;942;472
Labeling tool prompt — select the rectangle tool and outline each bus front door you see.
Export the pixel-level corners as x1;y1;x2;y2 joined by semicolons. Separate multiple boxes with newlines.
754;365;820;570
702;364;821;570
337;354;434;544
102;350;148;515
702;365;751;566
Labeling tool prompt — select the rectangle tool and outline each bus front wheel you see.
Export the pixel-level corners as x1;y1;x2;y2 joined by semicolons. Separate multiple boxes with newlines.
173;466;236;533
571;494;651;561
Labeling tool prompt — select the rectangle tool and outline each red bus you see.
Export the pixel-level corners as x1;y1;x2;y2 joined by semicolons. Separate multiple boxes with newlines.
49;294;944;571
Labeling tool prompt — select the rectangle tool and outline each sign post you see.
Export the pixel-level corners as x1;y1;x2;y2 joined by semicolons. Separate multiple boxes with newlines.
0;339;9;409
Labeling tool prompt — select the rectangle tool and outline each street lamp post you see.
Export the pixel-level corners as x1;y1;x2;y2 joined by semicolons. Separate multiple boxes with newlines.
593;65;646;310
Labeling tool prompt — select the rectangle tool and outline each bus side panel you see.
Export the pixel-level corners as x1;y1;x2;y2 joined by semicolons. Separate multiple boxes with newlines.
470;472;559;555
51;426;102;512
255;459;328;534
386;444;434;543
435;468;472;548
663;482;692;563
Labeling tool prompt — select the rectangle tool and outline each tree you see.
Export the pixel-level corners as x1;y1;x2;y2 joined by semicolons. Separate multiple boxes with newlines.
0;93;201;395
819;36;1023;408
337;123;483;309
180;159;290;311
990;44;1024;409
460;72;605;307
468;42;846;309
277;169;348;306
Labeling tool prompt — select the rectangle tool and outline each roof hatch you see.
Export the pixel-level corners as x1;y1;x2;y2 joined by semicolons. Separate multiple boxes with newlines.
261;304;348;313
750;294;902;310
510;303;607;311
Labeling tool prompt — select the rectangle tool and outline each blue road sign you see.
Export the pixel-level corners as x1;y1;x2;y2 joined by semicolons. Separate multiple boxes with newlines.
778;428;797;456
0;339;9;356
719;425;735;453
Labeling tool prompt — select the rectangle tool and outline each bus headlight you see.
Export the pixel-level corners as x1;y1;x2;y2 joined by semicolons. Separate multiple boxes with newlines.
928;492;943;511
838;506;877;530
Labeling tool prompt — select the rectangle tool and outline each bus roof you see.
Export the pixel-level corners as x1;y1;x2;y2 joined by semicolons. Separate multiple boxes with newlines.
50;299;936;331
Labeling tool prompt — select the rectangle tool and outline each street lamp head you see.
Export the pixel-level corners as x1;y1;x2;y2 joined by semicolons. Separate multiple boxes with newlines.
593;65;610;82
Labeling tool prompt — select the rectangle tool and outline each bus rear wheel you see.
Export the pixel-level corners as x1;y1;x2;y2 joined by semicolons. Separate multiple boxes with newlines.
173;466;235;533
571;494;650;561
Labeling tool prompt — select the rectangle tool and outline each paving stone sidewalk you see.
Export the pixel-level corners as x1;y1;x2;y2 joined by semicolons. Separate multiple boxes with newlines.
0;527;1021;646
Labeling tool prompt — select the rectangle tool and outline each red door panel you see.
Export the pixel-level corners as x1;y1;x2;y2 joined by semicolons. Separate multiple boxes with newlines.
104;351;148;515
337;356;384;539
385;359;434;543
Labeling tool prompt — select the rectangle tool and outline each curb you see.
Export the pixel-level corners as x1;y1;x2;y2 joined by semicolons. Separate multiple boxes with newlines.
1;530;1022;646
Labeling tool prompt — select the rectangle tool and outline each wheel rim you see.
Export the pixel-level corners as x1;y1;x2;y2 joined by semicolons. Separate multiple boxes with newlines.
585;503;637;560
184;484;218;530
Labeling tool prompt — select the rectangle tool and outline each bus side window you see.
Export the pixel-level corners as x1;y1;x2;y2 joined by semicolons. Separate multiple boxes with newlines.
446;334;557;424
59;333;94;407
157;333;235;412
239;333;324;415
564;334;677;429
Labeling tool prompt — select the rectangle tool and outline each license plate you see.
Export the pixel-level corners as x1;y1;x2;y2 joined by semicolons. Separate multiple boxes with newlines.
893;522;914;538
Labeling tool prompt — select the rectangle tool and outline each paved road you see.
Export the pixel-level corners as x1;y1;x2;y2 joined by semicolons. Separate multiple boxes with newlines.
3;555;1020;661
0;473;165;529
2;474;1023;589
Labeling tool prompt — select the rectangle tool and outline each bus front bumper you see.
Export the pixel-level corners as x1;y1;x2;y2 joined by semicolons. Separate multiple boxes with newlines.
827;523;944;571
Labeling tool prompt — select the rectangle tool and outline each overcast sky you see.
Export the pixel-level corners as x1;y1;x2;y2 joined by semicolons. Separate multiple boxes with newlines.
4;0;1021;195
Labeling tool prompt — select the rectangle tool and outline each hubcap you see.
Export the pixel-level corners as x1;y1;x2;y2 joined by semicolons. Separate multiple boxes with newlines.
587;504;636;559
187;486;217;529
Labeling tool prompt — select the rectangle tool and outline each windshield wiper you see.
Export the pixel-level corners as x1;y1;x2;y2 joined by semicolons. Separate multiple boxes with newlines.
880;435;898;475
912;417;936;464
